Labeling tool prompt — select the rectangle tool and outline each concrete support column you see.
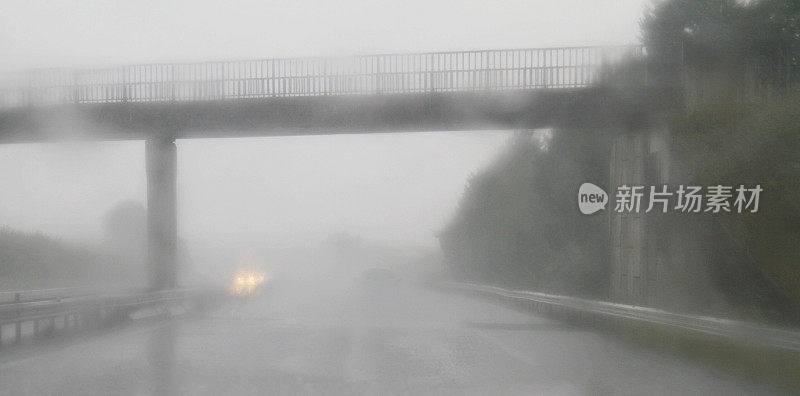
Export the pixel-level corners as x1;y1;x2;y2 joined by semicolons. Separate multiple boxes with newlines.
146;137;177;290
608;123;671;307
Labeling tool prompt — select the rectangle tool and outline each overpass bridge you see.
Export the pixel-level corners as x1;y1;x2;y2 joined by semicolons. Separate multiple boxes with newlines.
0;45;669;291
0;46;657;141
3;47;799;393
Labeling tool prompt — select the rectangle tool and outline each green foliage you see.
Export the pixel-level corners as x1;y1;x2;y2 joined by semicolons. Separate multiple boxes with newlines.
643;0;800;315
440;130;610;297
674;94;800;304
642;0;744;61
0;227;100;290
642;0;800;88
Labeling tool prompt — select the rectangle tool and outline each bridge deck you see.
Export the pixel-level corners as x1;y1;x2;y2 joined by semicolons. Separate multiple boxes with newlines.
0;46;671;142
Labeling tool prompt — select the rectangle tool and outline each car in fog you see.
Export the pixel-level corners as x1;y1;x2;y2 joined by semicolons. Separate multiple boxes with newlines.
229;269;269;298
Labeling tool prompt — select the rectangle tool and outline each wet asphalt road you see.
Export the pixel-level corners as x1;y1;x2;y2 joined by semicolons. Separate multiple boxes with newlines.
0;280;783;395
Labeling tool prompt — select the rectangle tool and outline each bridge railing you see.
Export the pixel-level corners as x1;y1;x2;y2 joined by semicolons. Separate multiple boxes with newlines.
0;46;644;108
0;287;97;305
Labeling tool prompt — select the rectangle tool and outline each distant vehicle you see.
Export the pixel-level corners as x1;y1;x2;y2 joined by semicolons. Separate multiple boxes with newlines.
229;269;268;298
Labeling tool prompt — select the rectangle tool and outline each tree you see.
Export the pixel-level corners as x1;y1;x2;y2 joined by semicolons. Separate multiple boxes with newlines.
642;0;799;91
439;130;611;297
102;200;147;286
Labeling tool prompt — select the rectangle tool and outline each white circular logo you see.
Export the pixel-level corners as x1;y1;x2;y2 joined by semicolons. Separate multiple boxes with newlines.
578;183;608;215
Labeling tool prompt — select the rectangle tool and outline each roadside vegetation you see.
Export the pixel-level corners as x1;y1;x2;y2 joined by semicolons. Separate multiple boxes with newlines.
439;130;611;298
0;227;100;290
0;201;148;290
440;0;800;321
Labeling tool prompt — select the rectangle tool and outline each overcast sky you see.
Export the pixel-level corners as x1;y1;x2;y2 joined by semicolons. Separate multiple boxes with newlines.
0;0;649;70
0;0;651;254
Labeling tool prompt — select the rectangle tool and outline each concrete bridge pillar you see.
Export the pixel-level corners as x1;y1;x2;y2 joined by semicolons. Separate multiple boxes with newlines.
146;137;177;290
609;124;671;306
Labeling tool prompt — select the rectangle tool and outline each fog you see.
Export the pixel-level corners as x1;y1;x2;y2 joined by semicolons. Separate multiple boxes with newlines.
0;0;645;70
0;132;508;283
0;0;647;276
0;133;509;242
2;0;795;394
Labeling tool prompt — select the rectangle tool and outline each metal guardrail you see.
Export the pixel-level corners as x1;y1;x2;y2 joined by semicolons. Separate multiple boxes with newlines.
444;282;800;352
0;287;97;305
0;288;207;347
0;46;644;108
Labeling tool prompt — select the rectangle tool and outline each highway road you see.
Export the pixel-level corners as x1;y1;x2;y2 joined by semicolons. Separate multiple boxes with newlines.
0;278;782;395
